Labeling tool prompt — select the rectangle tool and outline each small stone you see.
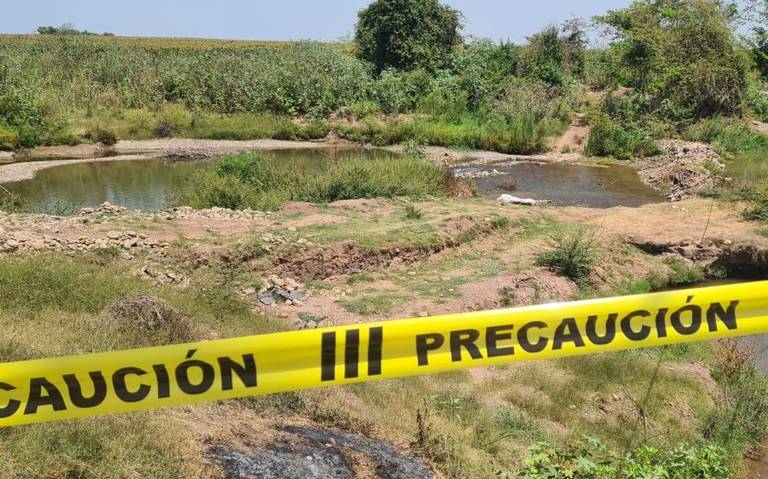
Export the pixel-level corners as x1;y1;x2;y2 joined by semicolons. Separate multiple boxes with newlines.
418;311;429;317
5;239;19;250
285;299;293;306
723;239;733;246
106;231;122;240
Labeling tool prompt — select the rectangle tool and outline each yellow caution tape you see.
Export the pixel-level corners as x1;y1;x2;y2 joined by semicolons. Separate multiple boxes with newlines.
1;281;767;427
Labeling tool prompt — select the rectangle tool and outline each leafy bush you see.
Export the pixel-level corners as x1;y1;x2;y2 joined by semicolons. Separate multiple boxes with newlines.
536;226;597;283
89;127;117;146
683;117;768;156
0;127;20;150
355;0;462;72
178;153;447;210
520;26;586;86
585;112;657;159
521;437;729;479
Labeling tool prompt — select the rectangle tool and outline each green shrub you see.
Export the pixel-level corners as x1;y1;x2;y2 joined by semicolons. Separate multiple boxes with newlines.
536;226;597;283
179;153;446;210
585;112;658;159
89;127;117;146
684;117;768;156
705;339;768;456
521;438;729;479
404;204;423;220
0;127;20;150
305;156;444;202
664;258;705;287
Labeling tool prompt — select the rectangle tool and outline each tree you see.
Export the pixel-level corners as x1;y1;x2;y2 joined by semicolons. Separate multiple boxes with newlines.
597;0;749;120
354;0;463;72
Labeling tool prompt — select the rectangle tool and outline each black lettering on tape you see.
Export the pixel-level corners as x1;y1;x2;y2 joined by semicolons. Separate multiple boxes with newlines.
450;329;482;362
518;321;548;353
24;378;66;415
486;325;515;358
707;301;739;332
0;383;20;418
113;367;151;403
416;333;444;366
321;332;336;381
368;327;383;376
219;354;257;391
552;318;585;350
63;372;107;408
586;314;617;345
621;310;652;341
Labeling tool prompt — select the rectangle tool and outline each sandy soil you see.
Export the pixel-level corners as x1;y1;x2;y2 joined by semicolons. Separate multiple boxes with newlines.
551;113;589;154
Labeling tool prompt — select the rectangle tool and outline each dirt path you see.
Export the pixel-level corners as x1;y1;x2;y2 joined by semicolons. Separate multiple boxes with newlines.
551;113;589;154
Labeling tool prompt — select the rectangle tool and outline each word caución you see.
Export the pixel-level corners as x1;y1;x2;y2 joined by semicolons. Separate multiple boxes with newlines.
415;299;739;365
0;350;257;418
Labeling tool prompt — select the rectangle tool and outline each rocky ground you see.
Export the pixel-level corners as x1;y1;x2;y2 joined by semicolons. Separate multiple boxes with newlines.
638;140;726;201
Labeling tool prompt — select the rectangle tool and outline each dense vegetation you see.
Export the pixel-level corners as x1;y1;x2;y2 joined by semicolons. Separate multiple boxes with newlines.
1;0;768;161
178;152;449;210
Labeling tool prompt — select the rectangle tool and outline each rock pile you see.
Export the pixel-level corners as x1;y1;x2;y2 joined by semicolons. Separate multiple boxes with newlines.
140;265;189;285
79;201;127;216
167;206;264;221
638;140;725;201
240;275;308;306
0;229;169;255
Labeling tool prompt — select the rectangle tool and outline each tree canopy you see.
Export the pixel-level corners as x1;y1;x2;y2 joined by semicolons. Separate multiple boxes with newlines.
354;0;463;72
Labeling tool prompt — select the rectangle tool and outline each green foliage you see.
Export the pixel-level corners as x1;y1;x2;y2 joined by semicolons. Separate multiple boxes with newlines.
386;114;548;154
585;112;657;159
736;179;768;221
705;339;768;456
179;153;447;210
0;190;26;212
89;126;117;145
0;127;20;150
663;258;705;286
536;226;597;283
683;117;768;156
404;204;423;220
597;0;748;122
521;437;729;478
519;24;586;86
355;0;462;72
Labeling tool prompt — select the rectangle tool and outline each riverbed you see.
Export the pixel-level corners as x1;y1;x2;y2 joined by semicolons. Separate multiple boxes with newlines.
2;148;664;213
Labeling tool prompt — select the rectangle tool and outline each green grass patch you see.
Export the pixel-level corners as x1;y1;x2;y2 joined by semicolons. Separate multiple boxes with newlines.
338;290;405;316
178;152;449;211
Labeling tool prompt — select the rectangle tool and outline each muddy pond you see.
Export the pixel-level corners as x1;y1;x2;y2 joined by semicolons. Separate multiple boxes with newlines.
2;149;665;213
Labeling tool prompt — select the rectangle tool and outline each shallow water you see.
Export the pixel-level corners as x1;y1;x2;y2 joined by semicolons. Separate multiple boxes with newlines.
725;152;768;182
4;149;396;213
469;161;662;208
4;150;663;213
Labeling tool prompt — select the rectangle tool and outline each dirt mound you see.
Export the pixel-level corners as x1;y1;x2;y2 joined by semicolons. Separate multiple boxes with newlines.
274;240;451;280
207;425;433;479
638;140;724;201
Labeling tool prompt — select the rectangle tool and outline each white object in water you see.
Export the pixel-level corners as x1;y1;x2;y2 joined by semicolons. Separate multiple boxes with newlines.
497;194;537;206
